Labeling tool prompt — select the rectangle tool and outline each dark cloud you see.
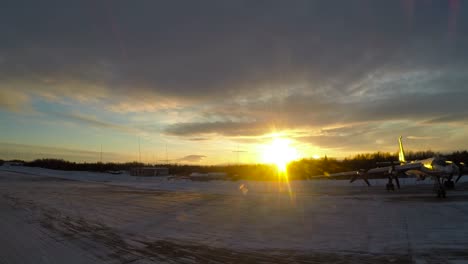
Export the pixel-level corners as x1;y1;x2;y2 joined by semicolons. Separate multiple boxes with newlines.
423;113;468;124
188;138;210;141
164;121;269;137
177;155;207;163
52;112;139;134
293;121;461;153
1;1;468;100
1;1;468;153
163;76;468;138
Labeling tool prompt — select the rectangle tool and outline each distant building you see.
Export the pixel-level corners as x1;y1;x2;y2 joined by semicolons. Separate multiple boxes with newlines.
130;167;169;176
189;172;227;181
4;161;24;166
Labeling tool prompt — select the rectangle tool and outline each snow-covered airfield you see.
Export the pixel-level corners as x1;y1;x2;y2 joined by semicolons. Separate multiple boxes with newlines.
1;165;468;263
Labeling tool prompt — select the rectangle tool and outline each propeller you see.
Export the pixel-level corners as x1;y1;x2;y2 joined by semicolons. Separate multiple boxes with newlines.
350;169;370;186
455;162;465;183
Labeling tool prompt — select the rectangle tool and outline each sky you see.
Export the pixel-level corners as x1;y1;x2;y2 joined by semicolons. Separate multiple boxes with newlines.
1;0;468;164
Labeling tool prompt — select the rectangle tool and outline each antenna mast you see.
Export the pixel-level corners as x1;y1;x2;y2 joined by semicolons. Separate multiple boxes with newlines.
138;137;141;163
232;145;247;164
165;143;168;164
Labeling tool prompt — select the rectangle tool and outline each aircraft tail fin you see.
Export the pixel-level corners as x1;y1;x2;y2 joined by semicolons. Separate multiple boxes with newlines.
398;136;406;163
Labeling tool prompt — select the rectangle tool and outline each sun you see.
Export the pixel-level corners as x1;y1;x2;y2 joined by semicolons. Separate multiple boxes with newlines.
261;137;299;172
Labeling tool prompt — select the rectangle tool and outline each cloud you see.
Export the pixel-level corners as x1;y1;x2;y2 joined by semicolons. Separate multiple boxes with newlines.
0;88;33;113
1;1;467;110
1;1;468;155
177;155;207;163
423;113;468;125
0;142;130;162
164;121;270;137
162;71;468;139
188;138;209;141
54;112;140;134
407;136;439;140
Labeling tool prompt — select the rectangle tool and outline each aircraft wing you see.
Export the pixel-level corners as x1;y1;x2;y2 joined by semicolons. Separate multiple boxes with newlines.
367;162;422;174
324;163;423;177
326;170;370;185
327;171;360;177
320;162;422;185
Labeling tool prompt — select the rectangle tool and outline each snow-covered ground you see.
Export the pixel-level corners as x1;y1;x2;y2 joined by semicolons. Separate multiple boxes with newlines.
3;164;468;195
1;165;468;263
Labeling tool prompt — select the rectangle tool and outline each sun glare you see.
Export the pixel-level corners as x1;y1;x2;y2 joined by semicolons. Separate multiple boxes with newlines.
261;137;299;172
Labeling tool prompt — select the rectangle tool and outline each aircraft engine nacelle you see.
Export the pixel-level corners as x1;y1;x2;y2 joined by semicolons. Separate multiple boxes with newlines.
439;163;459;175
431;160;458;176
406;169;426;180
450;163;460;176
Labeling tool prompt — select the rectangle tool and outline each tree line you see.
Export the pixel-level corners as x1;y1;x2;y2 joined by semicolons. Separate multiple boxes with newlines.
1;150;467;180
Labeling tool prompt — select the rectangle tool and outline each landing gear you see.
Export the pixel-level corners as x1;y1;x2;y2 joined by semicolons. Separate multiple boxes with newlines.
444;180;455;190
386;177;396;191
437;189;446;198
435;176;447;198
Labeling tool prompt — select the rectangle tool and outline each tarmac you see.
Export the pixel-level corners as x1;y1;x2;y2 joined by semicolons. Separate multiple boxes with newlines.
1;167;468;263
